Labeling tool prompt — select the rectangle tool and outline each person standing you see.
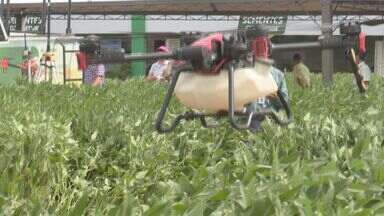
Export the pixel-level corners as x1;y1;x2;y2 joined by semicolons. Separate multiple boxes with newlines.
146;46;171;82
84;62;106;87
1;57;8;73
81;45;106;87
355;53;371;91
247;66;289;132
20;52;39;79
292;53;311;88
77;35;107;87
266;67;289;111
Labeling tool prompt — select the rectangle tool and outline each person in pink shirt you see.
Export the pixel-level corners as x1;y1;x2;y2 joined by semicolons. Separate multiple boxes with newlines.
1;57;9;73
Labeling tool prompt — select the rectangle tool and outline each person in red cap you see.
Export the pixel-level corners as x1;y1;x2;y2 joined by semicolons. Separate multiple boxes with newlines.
146;46;171;81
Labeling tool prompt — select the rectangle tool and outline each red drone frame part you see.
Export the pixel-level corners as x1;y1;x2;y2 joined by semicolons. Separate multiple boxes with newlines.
252;36;270;59
359;32;366;55
190;33;227;74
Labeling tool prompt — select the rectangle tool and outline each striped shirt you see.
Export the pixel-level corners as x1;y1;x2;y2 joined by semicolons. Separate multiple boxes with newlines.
84;64;106;85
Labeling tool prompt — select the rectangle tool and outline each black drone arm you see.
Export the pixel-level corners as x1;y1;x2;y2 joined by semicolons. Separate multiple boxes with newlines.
346;49;365;93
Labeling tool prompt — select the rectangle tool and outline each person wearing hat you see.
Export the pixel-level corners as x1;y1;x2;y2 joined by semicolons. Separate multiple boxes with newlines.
355;52;371;90
292;53;311;88
146;46;171;81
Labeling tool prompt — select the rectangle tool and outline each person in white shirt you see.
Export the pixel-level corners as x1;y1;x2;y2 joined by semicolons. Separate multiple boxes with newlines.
355;53;372;90
146;46;171;81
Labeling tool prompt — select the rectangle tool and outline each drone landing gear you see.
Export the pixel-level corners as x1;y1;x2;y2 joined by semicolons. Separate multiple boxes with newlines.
155;62;293;133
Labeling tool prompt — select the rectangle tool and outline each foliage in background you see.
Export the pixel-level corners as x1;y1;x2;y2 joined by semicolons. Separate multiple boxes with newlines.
0;74;383;215
106;63;131;81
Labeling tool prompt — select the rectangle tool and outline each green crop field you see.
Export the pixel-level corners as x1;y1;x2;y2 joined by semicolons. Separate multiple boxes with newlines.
0;74;383;215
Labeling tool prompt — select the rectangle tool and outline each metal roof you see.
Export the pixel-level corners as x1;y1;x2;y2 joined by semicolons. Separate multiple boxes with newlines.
5;0;384;16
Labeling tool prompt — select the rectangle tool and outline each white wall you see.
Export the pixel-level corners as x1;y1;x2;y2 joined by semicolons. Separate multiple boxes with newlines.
49;19;384;37
51;20;131;34
375;39;384;77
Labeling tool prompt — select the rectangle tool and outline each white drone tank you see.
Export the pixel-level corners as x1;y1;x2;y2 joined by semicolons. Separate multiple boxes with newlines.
174;59;278;113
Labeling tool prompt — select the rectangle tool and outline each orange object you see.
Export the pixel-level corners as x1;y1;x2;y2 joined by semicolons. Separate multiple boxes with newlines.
20;59;39;75
252;36;270;59
1;58;9;70
76;52;88;71
191;33;223;51
359;32;366;55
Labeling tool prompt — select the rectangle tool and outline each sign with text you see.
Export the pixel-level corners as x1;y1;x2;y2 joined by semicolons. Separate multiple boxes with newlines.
239;16;287;34
9;16;42;33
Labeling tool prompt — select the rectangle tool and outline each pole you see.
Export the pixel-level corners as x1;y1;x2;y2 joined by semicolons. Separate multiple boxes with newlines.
46;0;51;52
272;42;322;51
40;0;47;33
46;0;52;82
321;0;334;84
0;0;4;18
5;0;10;34
24;32;27;48
66;0;72;35
28;56;32;83
131;15;147;76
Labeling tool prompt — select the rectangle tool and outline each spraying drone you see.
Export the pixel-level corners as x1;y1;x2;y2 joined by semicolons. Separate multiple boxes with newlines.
76;22;366;133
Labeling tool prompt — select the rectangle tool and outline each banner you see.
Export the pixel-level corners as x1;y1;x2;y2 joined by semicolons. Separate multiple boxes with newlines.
239;16;287;34
9;16;42;33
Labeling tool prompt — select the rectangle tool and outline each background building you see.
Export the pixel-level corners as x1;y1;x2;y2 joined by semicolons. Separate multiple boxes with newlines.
47;16;383;75
2;14;384;78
